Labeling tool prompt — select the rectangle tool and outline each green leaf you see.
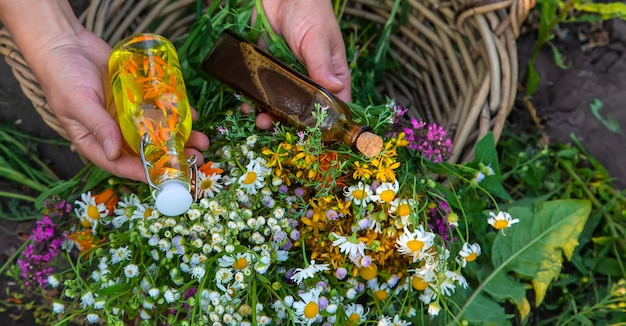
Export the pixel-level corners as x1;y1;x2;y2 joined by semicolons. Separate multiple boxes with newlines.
574;2;626;20
98;283;128;296
455;288;514;326
472;133;498;171
456;200;591;322
589;98;623;135
525;64;540;97
546;41;571;69
472;263;531;320
492;200;591;305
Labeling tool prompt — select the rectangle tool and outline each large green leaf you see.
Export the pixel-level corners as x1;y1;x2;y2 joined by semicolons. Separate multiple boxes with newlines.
492;200;590;305
455;200;591;323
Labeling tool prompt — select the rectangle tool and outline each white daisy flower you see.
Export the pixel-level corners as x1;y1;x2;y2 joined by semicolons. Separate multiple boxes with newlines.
344;303;368;324
238;161;267;195
219;252;253;270
370;181;399;204
428;302;441;317
246;134;259;147
74;192;108;233
198;172;223;198
388;198;416;225
343;182;373;206
331;233;367;259
93;299;106;309
191;266;206;280
164;288;179;303
292;288;322;324
132;202;159;221
148;288;160;298
396;225;436;263
290;260;330;285
456;242;481;267
52;302;64;314
86;313;99;324
80;291;95;308
47;275;60;288
370;282;390;301
124;264;139;278
110;246;132;264
216;268;233;283
487;211;519;234
112;193;141;228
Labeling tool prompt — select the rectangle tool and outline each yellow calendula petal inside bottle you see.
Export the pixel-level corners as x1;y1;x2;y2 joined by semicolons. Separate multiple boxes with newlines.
109;33;193;216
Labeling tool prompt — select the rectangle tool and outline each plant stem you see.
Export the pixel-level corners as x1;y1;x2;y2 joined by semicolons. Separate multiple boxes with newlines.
0;190;36;202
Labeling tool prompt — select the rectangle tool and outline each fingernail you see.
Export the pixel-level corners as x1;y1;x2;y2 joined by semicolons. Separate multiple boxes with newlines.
103;139;115;160
326;74;343;86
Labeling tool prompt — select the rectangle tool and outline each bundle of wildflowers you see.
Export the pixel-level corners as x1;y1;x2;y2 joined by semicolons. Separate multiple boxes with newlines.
13;98;525;326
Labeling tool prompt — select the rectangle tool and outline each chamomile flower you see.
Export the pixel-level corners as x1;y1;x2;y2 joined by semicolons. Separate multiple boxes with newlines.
428;302;441;317
124;264;139;278
74;191;109;233
370;281;391;301
290;260;330;285
80;291;95;308
110;246;132;264
86;313;100;324
388;198;416;224
487;211;519;234
370;181;399;204
52;302;65;314
216;268;233;283
456;242;481;267
219;252;253;270
238;161;267;195
198;172;223;198
343;182;373;206
396;225;436;262
344;303;368;324
331;233;367;259
292;288;322;325
132;202;159;220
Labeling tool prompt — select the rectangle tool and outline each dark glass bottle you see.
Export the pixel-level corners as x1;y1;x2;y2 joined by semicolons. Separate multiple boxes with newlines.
202;30;382;158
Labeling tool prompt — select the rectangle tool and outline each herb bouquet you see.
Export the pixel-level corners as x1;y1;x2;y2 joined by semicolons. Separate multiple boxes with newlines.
6;2;601;326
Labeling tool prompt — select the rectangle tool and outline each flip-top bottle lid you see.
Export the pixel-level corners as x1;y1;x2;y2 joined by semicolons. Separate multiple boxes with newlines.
155;180;192;216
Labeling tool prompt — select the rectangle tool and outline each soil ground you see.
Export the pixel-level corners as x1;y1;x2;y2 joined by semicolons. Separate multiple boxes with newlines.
1;10;625;325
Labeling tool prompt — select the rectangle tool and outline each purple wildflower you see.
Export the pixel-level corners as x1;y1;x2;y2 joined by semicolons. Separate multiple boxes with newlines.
428;200;457;244
18;215;66;288
335;267;347;280
403;119;453;163
318;296;329;310
326;209;339;221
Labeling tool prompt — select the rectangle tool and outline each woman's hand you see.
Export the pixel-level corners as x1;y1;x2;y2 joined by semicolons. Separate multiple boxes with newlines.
247;0;352;129
0;1;208;182
33;29;209;182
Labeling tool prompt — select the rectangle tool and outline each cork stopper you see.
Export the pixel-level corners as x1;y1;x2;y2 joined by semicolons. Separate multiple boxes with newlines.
355;131;383;158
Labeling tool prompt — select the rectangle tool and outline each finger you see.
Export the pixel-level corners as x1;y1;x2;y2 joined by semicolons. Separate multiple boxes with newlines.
188;131;210;152
298;34;352;102
256;112;277;130
241;102;255;114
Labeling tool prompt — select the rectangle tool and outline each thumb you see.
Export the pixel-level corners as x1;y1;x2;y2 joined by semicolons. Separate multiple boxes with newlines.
69;90;124;161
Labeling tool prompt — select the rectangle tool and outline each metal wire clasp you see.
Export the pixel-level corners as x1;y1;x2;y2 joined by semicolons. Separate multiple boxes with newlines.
139;133;198;202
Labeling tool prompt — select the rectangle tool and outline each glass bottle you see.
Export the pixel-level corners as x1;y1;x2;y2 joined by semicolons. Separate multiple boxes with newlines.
109;33;193;216
202;30;383;158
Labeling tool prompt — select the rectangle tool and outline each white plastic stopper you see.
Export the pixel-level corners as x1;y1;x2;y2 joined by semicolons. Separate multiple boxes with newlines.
155;180;193;216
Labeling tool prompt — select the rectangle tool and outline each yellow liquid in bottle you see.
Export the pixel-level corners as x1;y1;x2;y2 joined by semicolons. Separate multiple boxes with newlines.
108;34;192;185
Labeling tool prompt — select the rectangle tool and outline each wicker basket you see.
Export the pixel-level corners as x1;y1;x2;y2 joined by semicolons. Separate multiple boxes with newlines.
0;0;534;164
